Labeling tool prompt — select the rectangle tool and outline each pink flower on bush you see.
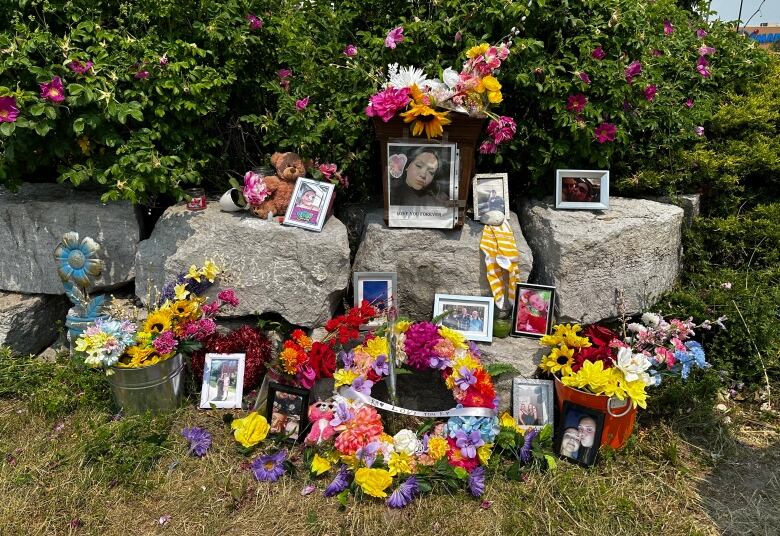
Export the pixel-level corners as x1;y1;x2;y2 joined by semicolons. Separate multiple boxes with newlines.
134;70;150;80
295;97;309;110
318;163;337;179
153;330;178;355
486;116;517;144
0;96;19;123
593;122;617;143
159;54;169;66
578;72;591;85
663;19;674;36
651;49;664;57
479;140;497;154
696;56;710;78
696;28;708;39
591;46;606;60
644;84;657;101
385;26;404;49
218;288;240;307
343;44;358;57
246;13;263;30
40;77;65;103
625;61;642;84
566;93;588;113
694;126;704;136
243;171;269;206
364;86;411;122
68;60;93;74
454;31;462;43
685;98;695;108
278;69;292;91
698;45;716;56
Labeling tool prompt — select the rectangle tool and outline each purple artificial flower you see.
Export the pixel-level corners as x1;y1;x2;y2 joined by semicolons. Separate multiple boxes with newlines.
566;93;588;113
371;354;389;377
324;465;352;497
455;429;485;459
329;401;354;428
295;97;309;110
696;56;711;78
591;46;606;60
352;376;374;395
246;13;263;30
343;44;358;57
153;330;178;355
685;98;695;108
455;367;477;391
40;77;66;103
387;476;419;508
663;19;674;36
429;355;453;370
644;84;657;102
68;59;93;74
694;126;704;136
385;26;404;49
182;427;212;457
486;115;517;144
356;441;381;467
594;122;617;143
519;428;538;462
0;96;20;123
339;350;355;370
698;45;716;56
696;28;708;39
251;450;287;482
468;341;482;359
403;322;442;370
625;60;642;84
578;71;591;85
134;70;150;80
467;466;486;497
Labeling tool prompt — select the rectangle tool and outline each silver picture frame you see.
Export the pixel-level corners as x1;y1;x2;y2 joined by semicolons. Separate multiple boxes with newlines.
511;377;554;430
555;169;609;210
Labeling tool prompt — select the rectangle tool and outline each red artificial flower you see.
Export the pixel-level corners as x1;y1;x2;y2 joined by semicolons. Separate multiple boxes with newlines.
308;341;336;379
583;324;618;348
446;438;480;472
463;387;495;409
472;369;496;400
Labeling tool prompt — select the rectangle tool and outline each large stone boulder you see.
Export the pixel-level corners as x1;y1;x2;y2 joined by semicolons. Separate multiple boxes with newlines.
476;336;545;413
0;184;140;294
0;291;69;355
352;209;533;320
520;197;683;324
135;204;350;328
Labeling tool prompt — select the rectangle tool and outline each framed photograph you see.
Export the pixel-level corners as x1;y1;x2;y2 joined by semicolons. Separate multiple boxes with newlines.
555;402;605;467
433;294;494;342
511;378;554;429
353;272;397;330
199;353;245;409
387;141;458;229
472;173;509;221
266;382;310;443
555;169;609;210
511;283;556;338
283;177;336;231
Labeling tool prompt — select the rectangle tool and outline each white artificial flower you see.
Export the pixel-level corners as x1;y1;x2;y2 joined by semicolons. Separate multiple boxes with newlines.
394;333;408;365
615;347;653;384
386;63;430;89
393;429;421;455
442;67;460;89
641;312;661;328
627;322;647;333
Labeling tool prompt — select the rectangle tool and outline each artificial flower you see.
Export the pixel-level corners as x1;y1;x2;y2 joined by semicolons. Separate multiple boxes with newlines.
200;260;220;283
40;77;66;103
387;476;419;508
334;369;359;388
519;428;538;462
174;283;190;300
562;359;610;393
334;406;383;455
0;96;20;123
594;122;617;143
365;86;411;122
152;330;178;355
252;450;287;482
393;429;420;455
400;102;451;139
388;451;414;476
623;379;648;408
466;43;490;59
541;344;575;375
231;412;270;448
324;465;353;497
387;64;431;90
355;467;393;498
385;26;404;49
182;427;212;457
311;453;332;476
455;429;484;459
217;288;239;307
477;443;493;466
144;310;174;334
615;347;652;384
427;436;448;461
468;467;486;497
186;264;202;282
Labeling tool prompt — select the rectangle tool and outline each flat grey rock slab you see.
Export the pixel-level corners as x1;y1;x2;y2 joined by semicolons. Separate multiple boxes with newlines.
0;291;69;355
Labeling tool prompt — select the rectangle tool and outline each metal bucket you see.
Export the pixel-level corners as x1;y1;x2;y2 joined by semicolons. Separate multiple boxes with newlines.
107;353;186;414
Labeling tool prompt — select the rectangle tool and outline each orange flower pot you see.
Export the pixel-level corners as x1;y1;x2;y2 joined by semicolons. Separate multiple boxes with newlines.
553;375;637;450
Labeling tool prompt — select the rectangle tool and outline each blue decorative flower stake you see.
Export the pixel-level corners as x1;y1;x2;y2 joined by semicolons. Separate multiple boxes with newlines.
53;231;107;333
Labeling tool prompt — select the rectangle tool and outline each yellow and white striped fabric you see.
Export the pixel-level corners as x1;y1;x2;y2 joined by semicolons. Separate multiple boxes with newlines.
479;221;521;309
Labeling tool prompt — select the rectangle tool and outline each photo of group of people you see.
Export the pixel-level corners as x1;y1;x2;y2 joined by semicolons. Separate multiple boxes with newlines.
556;403;604;467
512;379;554;428
434;294;494;342
266;384;310;442
554;169;610;210
440;304;486;332
561;176;601;203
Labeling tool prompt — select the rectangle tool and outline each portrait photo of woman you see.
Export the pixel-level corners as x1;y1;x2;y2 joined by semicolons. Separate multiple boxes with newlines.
387;142;457;228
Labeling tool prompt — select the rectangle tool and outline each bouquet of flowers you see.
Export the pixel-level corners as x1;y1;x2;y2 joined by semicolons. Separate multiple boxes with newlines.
539;314;714;408
365;40;517;152
75;261;238;371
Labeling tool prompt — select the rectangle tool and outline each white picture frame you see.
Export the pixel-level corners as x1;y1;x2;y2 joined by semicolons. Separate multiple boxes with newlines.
511;378;554;430
555;169;609;210
433;293;494;342
283;177;336;231
353;271;398;330
200;353;245;409
387;141;458;229
472;172;510;221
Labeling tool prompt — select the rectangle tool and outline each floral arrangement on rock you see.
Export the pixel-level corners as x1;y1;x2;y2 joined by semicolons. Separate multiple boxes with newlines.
74;261;237;371
365;39;518;152
539;313;716;408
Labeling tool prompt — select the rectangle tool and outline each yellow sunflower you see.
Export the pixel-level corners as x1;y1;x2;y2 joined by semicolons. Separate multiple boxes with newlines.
143;309;173;334
540;344;575;376
400;103;451;139
170;299;200;320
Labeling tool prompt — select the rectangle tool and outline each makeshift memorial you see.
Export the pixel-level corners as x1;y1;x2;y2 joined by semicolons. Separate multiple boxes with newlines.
199;353;245;409
369;40;518;227
539;316;713;448
555;402;604;467
283;177;336;231
353;272;397;330
433;294;494;342
554;169;610;210
511;284;556;338
266;383;310;442
54;232;108;347
511;378;554;429
473;173;509;224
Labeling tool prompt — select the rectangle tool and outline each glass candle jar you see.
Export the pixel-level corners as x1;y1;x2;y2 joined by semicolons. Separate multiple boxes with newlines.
185;188;207;211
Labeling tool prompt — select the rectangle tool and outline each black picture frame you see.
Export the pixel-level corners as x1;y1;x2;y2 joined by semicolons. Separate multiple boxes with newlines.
265;382;310;443
555;401;605;467
510;283;556;338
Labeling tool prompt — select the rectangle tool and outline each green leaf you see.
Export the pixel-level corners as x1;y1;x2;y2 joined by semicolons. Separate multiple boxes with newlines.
73;118;85;134
453;467;468;480
0;122;15;136
29;103;45;116
34;122;51;136
336;489;349;508
544;454;557;470
45;106;57;120
485;363;519;378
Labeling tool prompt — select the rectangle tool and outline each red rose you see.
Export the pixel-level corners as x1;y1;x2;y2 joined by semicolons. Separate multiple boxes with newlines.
584;324;619;347
308;341;336;379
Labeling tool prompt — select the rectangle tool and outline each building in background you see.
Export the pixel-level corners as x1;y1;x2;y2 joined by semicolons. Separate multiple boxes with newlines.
741;23;780;49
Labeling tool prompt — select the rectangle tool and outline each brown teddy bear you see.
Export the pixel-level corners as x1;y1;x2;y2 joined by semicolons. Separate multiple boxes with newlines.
250;152;307;219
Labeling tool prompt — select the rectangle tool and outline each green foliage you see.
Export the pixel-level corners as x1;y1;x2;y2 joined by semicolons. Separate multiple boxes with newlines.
0;0;770;203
